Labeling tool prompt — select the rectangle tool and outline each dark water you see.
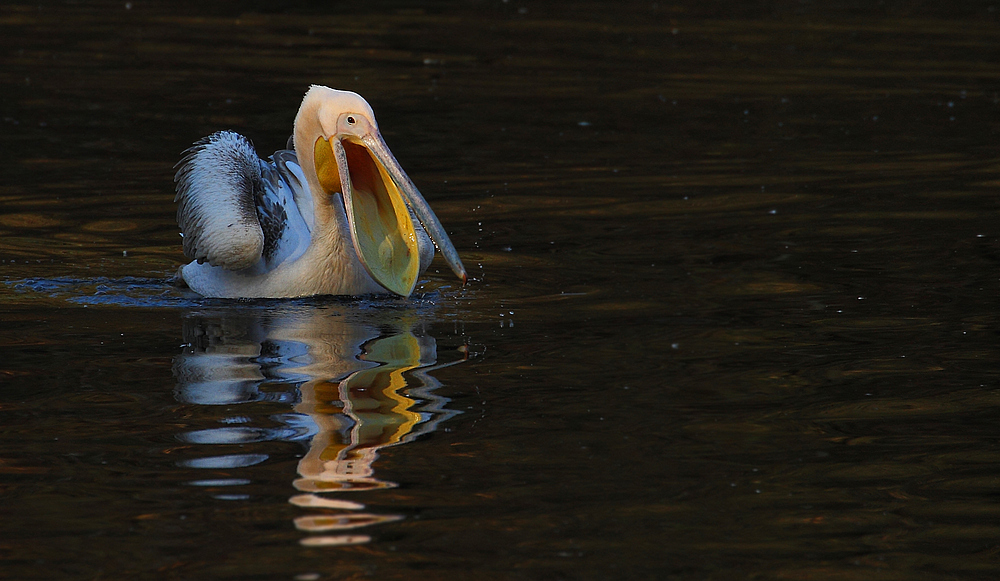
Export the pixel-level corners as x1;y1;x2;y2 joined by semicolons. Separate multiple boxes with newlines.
4;1;1000;579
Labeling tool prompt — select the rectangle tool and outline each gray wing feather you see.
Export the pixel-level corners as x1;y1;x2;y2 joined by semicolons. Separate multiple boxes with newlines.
174;131;265;270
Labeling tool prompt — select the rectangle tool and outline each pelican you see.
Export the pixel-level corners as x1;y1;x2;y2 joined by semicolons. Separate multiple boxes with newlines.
173;85;467;298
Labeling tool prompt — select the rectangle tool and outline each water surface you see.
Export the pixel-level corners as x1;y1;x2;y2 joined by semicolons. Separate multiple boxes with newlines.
3;1;1000;579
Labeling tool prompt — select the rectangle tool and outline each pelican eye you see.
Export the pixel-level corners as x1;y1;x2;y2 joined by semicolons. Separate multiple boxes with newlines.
346;116;356;125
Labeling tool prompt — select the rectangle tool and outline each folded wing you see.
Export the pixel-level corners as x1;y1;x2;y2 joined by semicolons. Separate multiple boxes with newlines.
174;131;266;271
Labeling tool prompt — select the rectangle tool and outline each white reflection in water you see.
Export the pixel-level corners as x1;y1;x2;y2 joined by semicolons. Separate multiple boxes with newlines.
178;454;269;469
188;478;252;487
172;306;461;546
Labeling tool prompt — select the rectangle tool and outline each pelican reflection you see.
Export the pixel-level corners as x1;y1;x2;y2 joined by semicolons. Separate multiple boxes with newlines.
172;306;461;547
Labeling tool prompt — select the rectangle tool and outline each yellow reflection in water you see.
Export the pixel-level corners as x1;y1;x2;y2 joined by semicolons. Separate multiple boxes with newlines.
291;331;441;547
172;309;461;548
294;333;426;493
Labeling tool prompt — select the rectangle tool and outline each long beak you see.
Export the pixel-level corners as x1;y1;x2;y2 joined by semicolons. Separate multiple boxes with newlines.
316;130;467;297
359;132;468;285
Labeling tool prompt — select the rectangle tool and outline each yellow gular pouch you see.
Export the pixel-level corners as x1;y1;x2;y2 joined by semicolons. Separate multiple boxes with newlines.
314;136;420;297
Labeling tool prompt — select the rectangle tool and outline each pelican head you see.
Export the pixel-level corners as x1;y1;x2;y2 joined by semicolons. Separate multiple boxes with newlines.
294;86;467;297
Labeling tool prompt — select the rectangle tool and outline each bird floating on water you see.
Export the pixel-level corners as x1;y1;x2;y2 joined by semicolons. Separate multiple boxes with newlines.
173;85;467;298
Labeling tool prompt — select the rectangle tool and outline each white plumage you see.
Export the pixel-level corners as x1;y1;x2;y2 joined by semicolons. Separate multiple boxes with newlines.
173;86;466;298
176;132;266;270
